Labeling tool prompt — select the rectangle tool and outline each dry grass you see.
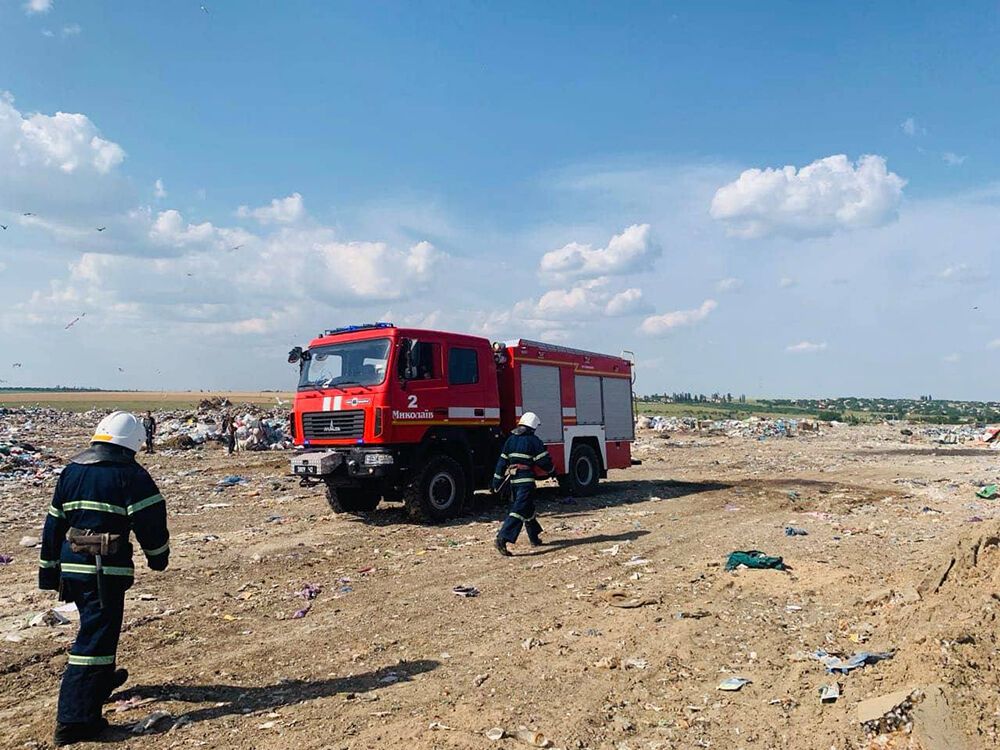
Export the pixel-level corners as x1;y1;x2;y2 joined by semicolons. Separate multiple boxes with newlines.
0;391;293;412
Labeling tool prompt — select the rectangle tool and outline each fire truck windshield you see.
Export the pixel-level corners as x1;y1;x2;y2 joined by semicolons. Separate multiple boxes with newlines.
298;338;391;390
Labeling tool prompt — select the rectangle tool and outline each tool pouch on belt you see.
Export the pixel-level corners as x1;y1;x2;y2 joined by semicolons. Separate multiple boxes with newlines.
67;528;121;556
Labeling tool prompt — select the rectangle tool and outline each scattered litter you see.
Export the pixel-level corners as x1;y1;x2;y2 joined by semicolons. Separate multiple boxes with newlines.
18;536;39;548
133;711;173;734
674;610;710;620
725;550;787;571
29;609;70;627
197;503;231;510
473;673;489;687
428;721;453;730
452;585;479;598
292;605;311;619
784;526;808;536
624;657;649;670
976;484;998;499
593;655;619;669
485;727;505;741
856;688;921;730
600;544;621;556
296;583;321;600
819;683;841;703
0;554;12;565
522;638;543;651
605;591;658;608
812;649;894;674
512;729;551;747
216;475;248;487
717;677;752;691
623;556;650;567
921;506;943;514
113;696;156;713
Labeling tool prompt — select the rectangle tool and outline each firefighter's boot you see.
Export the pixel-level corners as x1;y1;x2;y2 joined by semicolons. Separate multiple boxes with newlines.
54;717;110;746
494;537;512;557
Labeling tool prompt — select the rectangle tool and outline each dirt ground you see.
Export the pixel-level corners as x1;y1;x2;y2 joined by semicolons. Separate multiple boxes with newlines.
2;418;999;750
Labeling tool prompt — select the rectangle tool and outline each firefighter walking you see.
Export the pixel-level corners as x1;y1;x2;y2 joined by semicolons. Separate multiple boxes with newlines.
38;411;170;746
492;412;555;556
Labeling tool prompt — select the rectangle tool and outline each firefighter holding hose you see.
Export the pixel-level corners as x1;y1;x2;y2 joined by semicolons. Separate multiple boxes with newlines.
38;411;170;746
492;412;555;556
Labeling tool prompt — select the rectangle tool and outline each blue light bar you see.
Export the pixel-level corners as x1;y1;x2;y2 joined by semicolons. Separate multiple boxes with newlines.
321;322;395;337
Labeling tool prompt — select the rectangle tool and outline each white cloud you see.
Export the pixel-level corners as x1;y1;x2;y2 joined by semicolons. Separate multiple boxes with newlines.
41;29;54;37
154;179;166;199
716;277;743;292
939;263;989;284
237;192;304;225
942;353;960;364
901;117;924;137
61;23;81;37
710;154;905;239
539;223;659;280
0;92;125;175
942;152;967;167
24;0;52;14
779;276;797;289
786;341;827;353
639;299;716;336
149;209;220;247
604;288;648;316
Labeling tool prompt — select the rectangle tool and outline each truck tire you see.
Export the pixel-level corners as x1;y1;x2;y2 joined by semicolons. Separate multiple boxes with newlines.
404;454;466;523
325;484;380;514
562;443;600;497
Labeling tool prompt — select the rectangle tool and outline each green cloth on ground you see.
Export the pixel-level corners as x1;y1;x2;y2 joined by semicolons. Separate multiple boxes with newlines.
976;484;999;499
726;550;787;571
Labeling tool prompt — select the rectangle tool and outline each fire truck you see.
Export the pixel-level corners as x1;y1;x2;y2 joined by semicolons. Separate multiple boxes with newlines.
287;323;636;523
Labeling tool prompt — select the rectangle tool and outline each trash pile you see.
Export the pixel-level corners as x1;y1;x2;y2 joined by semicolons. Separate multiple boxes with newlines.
0;409;64;485
155;404;292;451
922;424;1000;446
636;414;823;439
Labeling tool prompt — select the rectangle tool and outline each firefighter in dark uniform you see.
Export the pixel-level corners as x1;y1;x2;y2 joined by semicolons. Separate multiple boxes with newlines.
492;412;555;556
38;411;170;746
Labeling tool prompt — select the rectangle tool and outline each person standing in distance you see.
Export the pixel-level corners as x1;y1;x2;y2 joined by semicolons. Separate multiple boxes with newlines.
492;412;555;556
38;411;170;746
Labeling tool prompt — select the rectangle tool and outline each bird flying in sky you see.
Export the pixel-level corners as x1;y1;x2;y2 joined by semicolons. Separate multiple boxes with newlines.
96;226;106;232
64;313;86;330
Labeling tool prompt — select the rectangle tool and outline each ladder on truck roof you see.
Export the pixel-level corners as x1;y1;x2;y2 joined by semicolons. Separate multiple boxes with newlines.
505;339;629;361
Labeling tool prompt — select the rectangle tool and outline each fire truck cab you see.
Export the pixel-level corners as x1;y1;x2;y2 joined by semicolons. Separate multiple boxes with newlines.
288;323;635;523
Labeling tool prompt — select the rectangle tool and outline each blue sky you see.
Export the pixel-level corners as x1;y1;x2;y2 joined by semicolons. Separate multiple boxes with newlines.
0;1;997;398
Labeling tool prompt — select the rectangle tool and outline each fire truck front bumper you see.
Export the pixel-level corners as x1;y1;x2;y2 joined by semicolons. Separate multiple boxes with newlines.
291;448;398;481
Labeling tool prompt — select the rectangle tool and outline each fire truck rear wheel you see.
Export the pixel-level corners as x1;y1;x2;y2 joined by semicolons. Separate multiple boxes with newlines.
564;443;600;497
325;484;381;514
404;454;466;523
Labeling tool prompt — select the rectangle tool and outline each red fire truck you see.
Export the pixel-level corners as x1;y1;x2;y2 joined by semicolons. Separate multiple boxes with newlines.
288;323;636;523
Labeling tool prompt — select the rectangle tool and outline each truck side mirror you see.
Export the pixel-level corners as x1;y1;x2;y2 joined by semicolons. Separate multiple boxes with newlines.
287;346;303;364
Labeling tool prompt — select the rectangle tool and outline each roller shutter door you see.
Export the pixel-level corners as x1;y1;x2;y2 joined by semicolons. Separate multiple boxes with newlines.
520;364;563;444
601;376;634;440
574;375;603;425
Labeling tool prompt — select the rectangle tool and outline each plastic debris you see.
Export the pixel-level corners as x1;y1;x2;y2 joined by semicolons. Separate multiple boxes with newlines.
133;711;173;734
29;609;70;627
784;526;808;536
812;649;894;674
485;727;505;741
217;475;248;487
605;591;658;608
473;673;489;687
624;657;649;670
717;676;752;691
452;585;480;597
428;721;453;730
513;729;552;747
292;605;311;619
18;536;39;548
976;484;998;499
820;683;841;703
0;554;12;565
296;583;321;600
725;550;787;571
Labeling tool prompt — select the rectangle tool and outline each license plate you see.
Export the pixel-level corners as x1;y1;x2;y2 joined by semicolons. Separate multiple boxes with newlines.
293;465;317;475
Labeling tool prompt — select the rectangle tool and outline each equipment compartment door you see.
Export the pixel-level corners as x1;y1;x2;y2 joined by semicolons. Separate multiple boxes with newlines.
600;376;635;441
520;364;563;444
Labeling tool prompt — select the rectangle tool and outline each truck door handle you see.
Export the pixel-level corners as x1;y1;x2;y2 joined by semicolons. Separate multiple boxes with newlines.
474;408;485;417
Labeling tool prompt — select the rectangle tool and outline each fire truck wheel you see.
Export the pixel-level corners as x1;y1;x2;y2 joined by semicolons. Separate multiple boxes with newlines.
565;443;600;496
404;454;466;523
325;484;381;514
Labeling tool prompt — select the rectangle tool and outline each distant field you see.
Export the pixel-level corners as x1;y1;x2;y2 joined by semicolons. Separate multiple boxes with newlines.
0;391;294;412
634;400;851;422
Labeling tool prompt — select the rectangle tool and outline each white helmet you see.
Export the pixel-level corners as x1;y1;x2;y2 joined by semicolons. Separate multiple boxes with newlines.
519;412;542;430
91;411;145;453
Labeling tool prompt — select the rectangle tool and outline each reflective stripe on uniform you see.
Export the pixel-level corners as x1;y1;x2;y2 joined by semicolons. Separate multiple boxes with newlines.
499;453;509;460
534;451;549;461
508;452;533;460
60;563;134;576
128;493;164;515
39;559;60;569
67;654;115;667
509;512;535;522
143;542;169;557
493;473;503;481
511;477;535;484
62;500;126;515
48;505;65;519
